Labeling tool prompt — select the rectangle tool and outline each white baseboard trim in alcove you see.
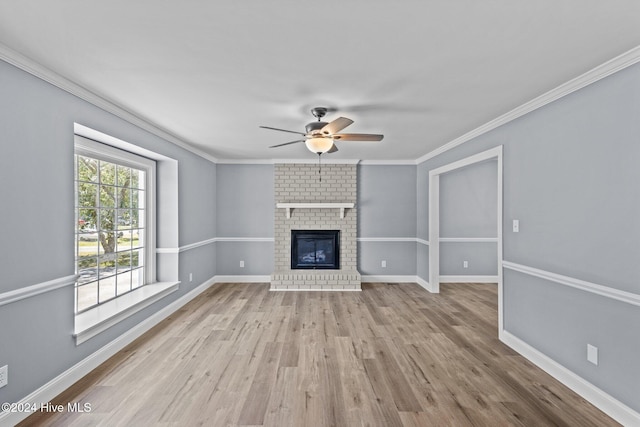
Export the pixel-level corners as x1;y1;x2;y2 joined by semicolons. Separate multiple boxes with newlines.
415;276;436;293
500;330;640;427
439;275;499;283
360;275;438;293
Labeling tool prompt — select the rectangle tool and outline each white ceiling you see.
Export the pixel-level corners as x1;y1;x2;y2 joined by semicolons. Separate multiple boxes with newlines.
1;1;640;162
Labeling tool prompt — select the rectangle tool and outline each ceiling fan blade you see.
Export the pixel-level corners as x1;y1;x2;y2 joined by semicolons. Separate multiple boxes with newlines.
269;139;306;148
321;117;353;135
327;144;339;153
259;126;306;136
333;133;384;141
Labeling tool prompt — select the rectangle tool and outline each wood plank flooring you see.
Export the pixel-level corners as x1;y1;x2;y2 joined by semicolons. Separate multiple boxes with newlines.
19;282;618;426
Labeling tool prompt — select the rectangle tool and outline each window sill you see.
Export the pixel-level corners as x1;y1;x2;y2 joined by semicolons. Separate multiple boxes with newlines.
74;281;180;345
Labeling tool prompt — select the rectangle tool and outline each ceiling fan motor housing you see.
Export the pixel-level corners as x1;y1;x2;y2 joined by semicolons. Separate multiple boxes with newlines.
305;121;329;135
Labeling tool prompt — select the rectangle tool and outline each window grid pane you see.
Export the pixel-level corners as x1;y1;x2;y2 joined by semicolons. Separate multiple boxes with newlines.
75;152;147;314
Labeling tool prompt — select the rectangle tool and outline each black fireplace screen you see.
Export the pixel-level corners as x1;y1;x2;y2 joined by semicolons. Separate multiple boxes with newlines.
291;230;340;269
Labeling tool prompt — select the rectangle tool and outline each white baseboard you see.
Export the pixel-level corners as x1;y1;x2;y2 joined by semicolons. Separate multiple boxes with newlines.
439;275;498;283
0;276;216;427
500;330;640;426
212;275;270;283
361;275;417;283
270;288;361;292
361;275;438;294
415;275;437;293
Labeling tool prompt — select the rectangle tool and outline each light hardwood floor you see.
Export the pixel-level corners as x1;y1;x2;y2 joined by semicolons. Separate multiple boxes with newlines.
20;282;618;426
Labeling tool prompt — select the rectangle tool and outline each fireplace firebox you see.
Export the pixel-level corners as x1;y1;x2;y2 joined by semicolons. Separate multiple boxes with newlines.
291;230;340;269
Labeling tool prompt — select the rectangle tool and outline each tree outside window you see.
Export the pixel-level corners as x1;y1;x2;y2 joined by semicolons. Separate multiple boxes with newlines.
75;154;146;312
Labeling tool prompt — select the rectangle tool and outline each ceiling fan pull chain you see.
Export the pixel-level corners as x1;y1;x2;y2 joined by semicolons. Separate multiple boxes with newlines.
318;153;322;182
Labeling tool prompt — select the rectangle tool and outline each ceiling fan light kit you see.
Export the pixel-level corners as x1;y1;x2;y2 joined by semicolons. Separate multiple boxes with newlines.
305;137;334;154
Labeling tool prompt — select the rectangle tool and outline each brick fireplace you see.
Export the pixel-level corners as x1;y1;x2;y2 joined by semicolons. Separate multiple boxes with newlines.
270;163;361;290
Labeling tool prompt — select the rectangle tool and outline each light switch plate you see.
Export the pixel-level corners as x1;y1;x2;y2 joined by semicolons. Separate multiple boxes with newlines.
513;219;520;232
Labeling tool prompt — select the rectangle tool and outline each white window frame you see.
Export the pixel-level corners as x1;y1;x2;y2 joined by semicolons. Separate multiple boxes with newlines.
73;131;179;345
75;135;156;294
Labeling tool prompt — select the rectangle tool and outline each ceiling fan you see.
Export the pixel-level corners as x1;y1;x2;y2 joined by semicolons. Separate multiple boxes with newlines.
260;107;384;155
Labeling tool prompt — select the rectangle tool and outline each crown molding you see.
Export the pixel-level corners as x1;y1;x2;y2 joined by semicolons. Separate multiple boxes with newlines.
4;40;639;167
0;42;218;164
272;158;361;165
217;158;417;165
216;159;275;164
416;44;640;164
358;159;417;165
216;158;362;165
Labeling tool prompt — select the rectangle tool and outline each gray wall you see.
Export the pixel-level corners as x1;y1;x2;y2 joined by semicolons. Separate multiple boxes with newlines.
358;165;417;276
212;164;420;277
439;242;497;276
438;159;497;276
215;164;274;276
0;59;217;405
417;61;640;412
215;241;273;276
358;241;416;276
439;159;497;238
358;165;416;238
216;164;273;238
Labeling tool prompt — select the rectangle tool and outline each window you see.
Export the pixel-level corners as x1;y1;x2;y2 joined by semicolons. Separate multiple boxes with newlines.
72;125;178;345
74;136;156;313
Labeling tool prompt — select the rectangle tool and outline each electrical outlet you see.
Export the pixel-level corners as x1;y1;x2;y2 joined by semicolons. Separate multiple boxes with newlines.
189;273;193;282
239;260;245;268
463;260;468;268
587;344;598;365
381;260;387;268
0;365;8;388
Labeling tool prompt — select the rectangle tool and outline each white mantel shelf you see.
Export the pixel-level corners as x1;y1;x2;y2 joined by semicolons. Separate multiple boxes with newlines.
277;203;355;219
